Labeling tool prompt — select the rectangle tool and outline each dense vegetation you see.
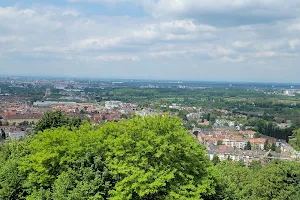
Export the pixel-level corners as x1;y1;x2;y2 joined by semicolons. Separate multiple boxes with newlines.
93;88;300;125
292;129;300;150
215;160;300;200
0;116;216;199
246;118;296;141
0;114;300;199
34;110;83;133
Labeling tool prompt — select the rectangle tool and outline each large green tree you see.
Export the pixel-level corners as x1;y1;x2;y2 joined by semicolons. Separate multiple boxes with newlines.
215;160;300;200
34;110;83;133
0;116;217;199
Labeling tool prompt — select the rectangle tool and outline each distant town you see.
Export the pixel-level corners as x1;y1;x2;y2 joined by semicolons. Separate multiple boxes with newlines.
0;76;300;164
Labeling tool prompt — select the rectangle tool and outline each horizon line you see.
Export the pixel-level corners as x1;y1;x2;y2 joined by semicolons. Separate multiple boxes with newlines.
0;74;300;85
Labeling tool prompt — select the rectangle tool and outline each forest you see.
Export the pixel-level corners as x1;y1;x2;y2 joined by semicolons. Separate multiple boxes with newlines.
0;113;300;200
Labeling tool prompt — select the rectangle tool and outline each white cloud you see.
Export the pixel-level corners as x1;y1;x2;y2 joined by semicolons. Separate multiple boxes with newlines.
67;0;133;5
96;55;140;61
76;37;122;49
2;3;300;81
69;0;300;26
32;46;70;54
288;23;300;31
149;50;188;58
62;9;80;17
289;39;300;49
79;54;140;62
0;36;24;43
144;0;300;22
222;56;245;63
233;41;251;48
0;7;36;18
255;51;277;57
216;46;234;55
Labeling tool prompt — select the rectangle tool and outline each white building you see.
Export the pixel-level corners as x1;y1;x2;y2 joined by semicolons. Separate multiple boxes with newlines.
222;138;246;149
8;131;26;140
105;101;122;109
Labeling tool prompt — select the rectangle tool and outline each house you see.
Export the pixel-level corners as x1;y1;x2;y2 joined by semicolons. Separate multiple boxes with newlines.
105;101;122;109
4;113;42;125
248;138;267;150
0;126;26;140
240;130;257;138
222;137;246;149
7;131;26;140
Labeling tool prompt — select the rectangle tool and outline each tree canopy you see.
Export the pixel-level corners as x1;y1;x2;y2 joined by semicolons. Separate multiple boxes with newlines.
34;110;83;133
1;114;300;200
215;160;300;200
0;115;217;200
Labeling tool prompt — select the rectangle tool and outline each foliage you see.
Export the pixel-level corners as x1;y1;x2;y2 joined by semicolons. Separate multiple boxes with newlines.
212;155;220;166
193;131;199;137
244;141;252;150
34;110;83;133
270;143;276;151
18;121;30;126
183;122;194;130
1;113;300;200
292;129;300;150
254;132;260;138
178;110;188;120
264;139;269;151
248;160;262;171
215;160;300;200
0;116;217;199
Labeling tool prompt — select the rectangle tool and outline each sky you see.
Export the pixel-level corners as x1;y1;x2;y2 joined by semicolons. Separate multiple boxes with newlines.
1;0;300;82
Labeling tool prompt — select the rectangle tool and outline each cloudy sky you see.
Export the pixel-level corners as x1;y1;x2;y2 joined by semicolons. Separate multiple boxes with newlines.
1;0;300;82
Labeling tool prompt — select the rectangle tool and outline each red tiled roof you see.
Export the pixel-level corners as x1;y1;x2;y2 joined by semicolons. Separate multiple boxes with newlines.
4;113;43;120
240;130;256;135
248;138;266;144
216;145;234;153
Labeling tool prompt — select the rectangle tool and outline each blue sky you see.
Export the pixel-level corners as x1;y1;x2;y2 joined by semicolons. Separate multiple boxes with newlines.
1;0;300;82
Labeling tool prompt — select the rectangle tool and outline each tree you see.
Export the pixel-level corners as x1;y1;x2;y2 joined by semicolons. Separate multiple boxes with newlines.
2;121;9;126
212;154;220;165
264;139;269;151
1;129;5;140
244;141;252;150
271;143;276;151
215;160;300;200
178;110;188;120
292;129;300;150
193;130;199;137
254;132;260;138
207;113;211;121
0;116;218;199
252;160;300;199
217;141;223;145
120;113;128;119
215;161;252;199
183;122;194;130
34;110;83;133
18;121;29;126
248;160;262;171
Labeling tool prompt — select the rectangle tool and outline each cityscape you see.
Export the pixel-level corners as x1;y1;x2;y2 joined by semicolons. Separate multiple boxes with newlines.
1;76;299;165
2;0;300;199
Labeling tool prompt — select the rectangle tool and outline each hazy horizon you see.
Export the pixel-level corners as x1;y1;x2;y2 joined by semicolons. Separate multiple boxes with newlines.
2;74;300;85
